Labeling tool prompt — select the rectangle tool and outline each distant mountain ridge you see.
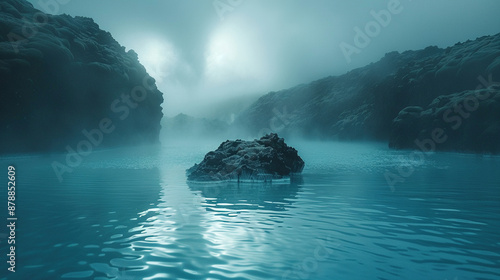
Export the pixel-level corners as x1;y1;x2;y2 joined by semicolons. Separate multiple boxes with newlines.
236;33;500;153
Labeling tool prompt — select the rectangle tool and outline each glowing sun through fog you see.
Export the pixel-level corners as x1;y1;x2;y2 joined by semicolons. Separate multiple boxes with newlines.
204;24;271;89
26;0;500;119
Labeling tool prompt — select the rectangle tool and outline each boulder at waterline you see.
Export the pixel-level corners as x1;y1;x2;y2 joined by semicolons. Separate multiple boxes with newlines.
187;133;305;181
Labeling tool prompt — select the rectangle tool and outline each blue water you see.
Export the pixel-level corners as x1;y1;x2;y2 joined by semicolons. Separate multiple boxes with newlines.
1;141;499;280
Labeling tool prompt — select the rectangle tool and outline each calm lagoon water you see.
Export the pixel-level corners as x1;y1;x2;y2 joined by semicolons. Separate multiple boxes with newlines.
0;140;499;280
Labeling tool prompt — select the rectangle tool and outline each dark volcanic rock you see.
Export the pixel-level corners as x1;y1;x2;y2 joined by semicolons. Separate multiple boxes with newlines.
187;133;305;181
236;33;500;147
389;85;500;154
0;0;163;154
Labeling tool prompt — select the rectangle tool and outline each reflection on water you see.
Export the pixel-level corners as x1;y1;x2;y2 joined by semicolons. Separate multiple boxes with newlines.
0;142;499;280
1;165;162;280
187;175;302;213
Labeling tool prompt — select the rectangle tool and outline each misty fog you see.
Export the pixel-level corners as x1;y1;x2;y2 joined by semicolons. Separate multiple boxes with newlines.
27;0;500;119
3;1;500;279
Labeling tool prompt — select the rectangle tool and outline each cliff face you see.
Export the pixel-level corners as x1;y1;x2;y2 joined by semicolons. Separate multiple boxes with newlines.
0;0;163;154
389;86;500;154
236;33;500;152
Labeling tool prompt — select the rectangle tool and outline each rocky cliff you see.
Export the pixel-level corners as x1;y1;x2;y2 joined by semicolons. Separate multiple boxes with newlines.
0;0;163;154
237;33;500;153
389;85;500;154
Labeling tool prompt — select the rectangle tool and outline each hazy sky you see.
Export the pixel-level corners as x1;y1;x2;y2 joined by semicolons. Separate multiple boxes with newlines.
28;0;500;117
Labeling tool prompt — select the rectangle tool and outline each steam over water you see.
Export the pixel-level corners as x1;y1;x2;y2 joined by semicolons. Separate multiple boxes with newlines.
1;141;499;280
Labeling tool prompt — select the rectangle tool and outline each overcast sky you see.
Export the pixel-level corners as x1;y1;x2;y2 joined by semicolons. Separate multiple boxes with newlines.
28;0;500;117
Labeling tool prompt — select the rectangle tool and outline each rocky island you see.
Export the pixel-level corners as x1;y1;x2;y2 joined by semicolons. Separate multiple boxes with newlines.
187;133;304;182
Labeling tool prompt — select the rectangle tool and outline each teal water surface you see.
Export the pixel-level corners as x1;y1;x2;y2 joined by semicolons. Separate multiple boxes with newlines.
0;141;499;280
